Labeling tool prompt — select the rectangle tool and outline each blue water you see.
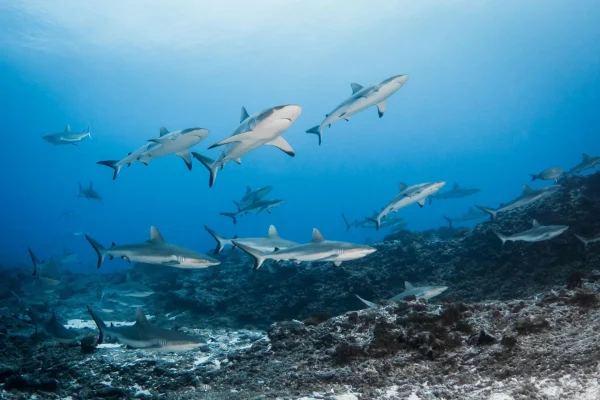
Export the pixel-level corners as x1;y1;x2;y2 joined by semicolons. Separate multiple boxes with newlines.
1;1;599;271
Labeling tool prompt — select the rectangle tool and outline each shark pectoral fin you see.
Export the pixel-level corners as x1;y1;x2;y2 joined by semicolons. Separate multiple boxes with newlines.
265;136;295;157
376;101;386;118
233;158;242;165
208;131;254;149
333;261;342;267
417;198;426;207
121;256;131;263
109;255;114;260
162;260;180;266
177;150;193;170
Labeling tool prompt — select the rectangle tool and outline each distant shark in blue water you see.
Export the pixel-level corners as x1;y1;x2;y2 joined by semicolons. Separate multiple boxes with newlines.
239;186;273;209
342;212;404;231
42;124;91;146
476;184;560;221
429;182;480;204
529;166;563;182
492;219;568;247
220;199;284;224
306;74;408;145
567;153;600;175
138;127;210;170
574;232;600;250
97;143;152;180
78;182;103;202
204;225;298;254
193;105;301;187
443;207;488;227
356;281;448;308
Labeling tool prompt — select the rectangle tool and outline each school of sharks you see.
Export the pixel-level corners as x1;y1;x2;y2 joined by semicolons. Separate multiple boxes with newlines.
18;73;600;353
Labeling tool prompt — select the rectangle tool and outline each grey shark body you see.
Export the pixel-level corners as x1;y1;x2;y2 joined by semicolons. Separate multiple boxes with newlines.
43;124;91;146
78;182;103;202
368;181;446;230
430;182;480;204
493;219;568;247
476;184;560;220
106;295;146;308
568;153;600;175
342;212;404;231
97;143;152;180
356;281;448;309
85;226;220;269
529;167;564;182
233;228;376;270
193;105;301;187
36;311;78;344
573;233;600;250
138;127;210;170
220;199;284;225
102;273;154;298
443;207;488;227
58;250;81;266
87;306;204;352
239;186;273;209
306;75;409;145
204;225;298;254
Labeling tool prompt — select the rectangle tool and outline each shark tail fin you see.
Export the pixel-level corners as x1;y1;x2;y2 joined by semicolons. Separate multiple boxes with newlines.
366;217;381;231
355;294;379;309
85;235;106;268
529;174;538;182
97;160;122;180
86;305;106;345
28;248;44;276
342;213;352;231
86;126;91;139
475;205;497;221
443;216;453;228
192;152;218;187
219;212;237;225
574;233;589;250
232;241;267;271
306;125;322;146
204;225;231;254
492;230;508;248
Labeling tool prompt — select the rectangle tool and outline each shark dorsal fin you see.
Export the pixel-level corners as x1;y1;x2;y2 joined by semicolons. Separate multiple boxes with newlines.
64;124;71;133
532;219;541;228
267;225;280;238
159;127;169;137
240;107;250;123
126;273;132;282
246;186;251;193
350;83;364;94
453;182;460;189
583;153;590;161
522;184;534;195
148;226;165;243
405;281;414;290
312;228;325;242
135;308;149;325
398;182;408;192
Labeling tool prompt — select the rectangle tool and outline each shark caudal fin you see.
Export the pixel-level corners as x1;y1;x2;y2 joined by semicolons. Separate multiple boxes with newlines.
475;205;498;221
86;305;106;344
366;217;381;231
28;248;44;276
84;235;106;268
529;174;538;182
492;230;509;248
204;225;232;254
574;233;590;250
355;294;379;309
97;160;122;180
231;241;267;271
443;216;453;228
86;126;91;139
219;212;237;225
192;152;218;187
306;125;322;146
342;213;352;231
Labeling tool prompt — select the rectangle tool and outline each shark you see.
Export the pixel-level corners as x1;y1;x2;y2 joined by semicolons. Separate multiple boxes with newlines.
476;184;560;221
137;127;210;170
232;228;376;270
106;295;146;309
85;226;220;269
429;182;480;204
492;220;569;247
306;75;409;145
573;233;600;250
192;105;301;187
204;225;298;254
58;250;81;266
239;186;273;209
102;273;154;298
443;207;488;227
356;281;448;308
567;153;600;175
220;199;284;225
78;182;103;202
97;143;152;180
31;311;79;344
342;212;404;231
42;124;91;146
37;258;62;286
529;167;564;182
368;181;446;230
87;306;205;351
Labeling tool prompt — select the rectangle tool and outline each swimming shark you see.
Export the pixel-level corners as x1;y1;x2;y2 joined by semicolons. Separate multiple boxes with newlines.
238;186;273;209
58;250;81;266
356;281;448;308
476;184;560;221
443;207;488;227
28;248;44;277
429;182;480;204
87;306;205;352
220;199;284;224
37;258;62;286
492;220;569;247
529;167;564;182
102;273;154;298
97;143;152;180
204;225;298;254
193;105;301;187
342;212;404;231
32;311;78;344
78;182;103;202
106;295;146;308
85;226;220;269
306;75;409;145
233;228;376;270
42;125;91;146
368;182;446;230
567;153;600;175
573;232;600;250
137;127;210;170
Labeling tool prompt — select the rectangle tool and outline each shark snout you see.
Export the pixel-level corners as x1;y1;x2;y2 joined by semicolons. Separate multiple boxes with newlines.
272;104;302;124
